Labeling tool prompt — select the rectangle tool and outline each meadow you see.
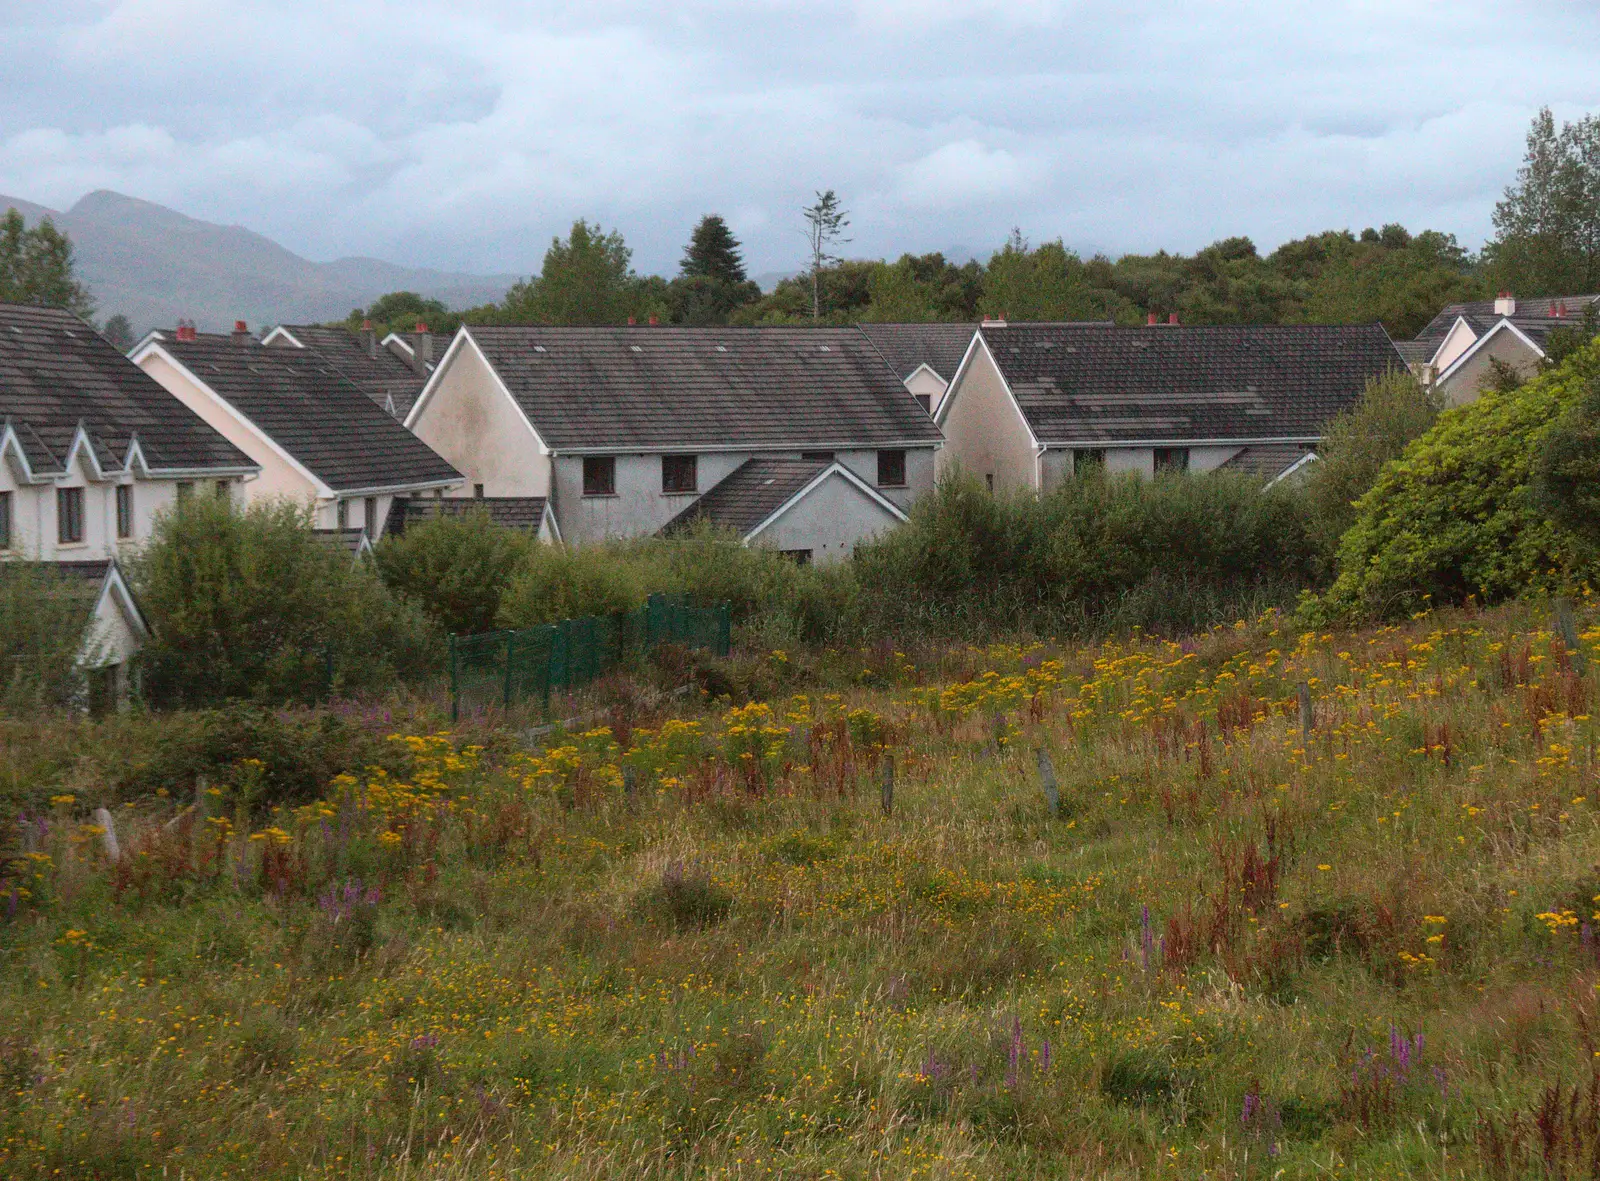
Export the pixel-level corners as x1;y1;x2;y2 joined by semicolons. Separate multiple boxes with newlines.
3;595;1600;1179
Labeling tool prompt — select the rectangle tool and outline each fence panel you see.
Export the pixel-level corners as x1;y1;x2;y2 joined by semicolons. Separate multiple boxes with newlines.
448;593;731;720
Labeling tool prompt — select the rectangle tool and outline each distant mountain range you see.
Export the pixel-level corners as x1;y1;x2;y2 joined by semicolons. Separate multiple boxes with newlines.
0;190;518;334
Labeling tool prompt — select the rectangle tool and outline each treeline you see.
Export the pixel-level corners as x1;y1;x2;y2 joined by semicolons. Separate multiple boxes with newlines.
348;106;1600;343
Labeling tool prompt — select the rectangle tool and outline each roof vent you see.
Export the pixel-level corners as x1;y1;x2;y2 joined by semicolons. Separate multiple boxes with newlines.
533;345;547;353
630;345;643;353
1495;292;1516;316
818;345;832;352
762;478;776;486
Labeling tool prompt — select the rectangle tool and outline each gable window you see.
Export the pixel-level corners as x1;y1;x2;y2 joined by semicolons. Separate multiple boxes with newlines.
1153;447;1190;474
583;456;616;497
1074;449;1106;476
876;449;907;488
116;485;134;539
662;454;697;494
0;491;11;549
914;393;932;414
364;496;378;537
57;487;85;544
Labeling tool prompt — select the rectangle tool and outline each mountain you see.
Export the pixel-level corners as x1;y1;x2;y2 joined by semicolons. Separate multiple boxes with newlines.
0;190;518;333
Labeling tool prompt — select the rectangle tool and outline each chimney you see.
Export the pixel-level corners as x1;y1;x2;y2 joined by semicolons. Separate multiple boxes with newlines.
1147;312;1158;326
627;316;637;326
175;319;197;342
360;317;377;358
232;319;252;345
1555;300;1568;318
1494;291;1516;317
648;315;659;326
407;320;430;375
1168;313;1179;326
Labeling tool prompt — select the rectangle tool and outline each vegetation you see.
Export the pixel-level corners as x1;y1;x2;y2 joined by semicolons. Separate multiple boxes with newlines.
375;510;534;636
1485;106;1600;296
130;495;438;707
0;207;94;319
0;565;96;713
3;595;1600;1176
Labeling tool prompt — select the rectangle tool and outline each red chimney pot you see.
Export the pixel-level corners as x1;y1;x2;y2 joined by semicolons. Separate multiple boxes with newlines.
1168;313;1179;325
648;315;659;326
362;318;373;331
414;320;428;333
234;320;247;332
627;316;637;325
1147;312;1158;326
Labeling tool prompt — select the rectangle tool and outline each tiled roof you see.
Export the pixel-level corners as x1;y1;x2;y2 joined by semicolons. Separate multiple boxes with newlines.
0;302;254;476
154;334;461;493
387;496;549;535
267;325;430;419
1392;339;1437;365
973;323;1403;444
461;326;943;452
1415;295;1600;343
1219;443;1314;480
856;323;978;383
660;457;832;537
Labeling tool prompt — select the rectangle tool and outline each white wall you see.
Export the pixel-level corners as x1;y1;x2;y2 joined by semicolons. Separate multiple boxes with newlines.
751;471;904;564
936;344;1038;492
904;367;949;416
409;340;551;499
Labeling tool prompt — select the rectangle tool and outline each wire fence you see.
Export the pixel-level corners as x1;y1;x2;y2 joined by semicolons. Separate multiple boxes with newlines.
448;593;731;720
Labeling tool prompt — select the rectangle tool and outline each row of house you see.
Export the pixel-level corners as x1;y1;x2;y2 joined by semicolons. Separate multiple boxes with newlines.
1397;292;1600;402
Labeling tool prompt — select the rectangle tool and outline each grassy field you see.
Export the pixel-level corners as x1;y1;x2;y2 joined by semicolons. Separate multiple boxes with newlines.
3;597;1600;1179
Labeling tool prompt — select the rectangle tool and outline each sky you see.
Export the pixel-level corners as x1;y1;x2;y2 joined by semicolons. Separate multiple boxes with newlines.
1;0;1598;280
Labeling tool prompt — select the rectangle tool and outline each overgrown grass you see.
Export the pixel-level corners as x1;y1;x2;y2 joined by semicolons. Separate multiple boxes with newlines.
2;595;1599;1177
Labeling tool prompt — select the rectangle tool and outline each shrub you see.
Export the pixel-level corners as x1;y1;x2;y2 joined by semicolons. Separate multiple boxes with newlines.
1531;377;1600;553
635;862;732;930
1318;341;1600;620
497;541;650;627
0;564;92;714
375;509;533;635
1303;370;1440;567
130;495;440;706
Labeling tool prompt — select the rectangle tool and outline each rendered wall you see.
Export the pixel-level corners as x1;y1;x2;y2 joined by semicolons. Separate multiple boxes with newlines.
751;472;904;564
409;341;551;498
936;345;1038;491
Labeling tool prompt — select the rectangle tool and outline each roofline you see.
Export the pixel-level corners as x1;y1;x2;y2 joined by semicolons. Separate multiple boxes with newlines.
132;340;339;499
0;419;256;484
323;477;462;498
1435;317;1546;386
550;439;942;457
1038;435;1323;449
1264;450;1319;490
260;325;305;349
406;327;552;457
744;460;909;543
902;360;949;386
99;560;151;642
934;332;1042;458
380;332;414;356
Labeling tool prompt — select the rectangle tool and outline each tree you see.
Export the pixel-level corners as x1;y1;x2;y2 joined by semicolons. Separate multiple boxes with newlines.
860;253;984;323
1485;107;1600;295
666;215;760;325
1532;376;1600;552
375;510;533;635
801;191;850;320
502;220;652;325
0;208;94;318
681;214;748;285
981;230;1115;321
101;314;133;351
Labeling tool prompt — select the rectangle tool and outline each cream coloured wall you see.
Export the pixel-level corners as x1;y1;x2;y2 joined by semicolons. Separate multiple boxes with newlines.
936;344;1038;492
409;340;551;499
1430;320;1479;373
1437;331;1543;406
904;367;949;416
751;471;904;564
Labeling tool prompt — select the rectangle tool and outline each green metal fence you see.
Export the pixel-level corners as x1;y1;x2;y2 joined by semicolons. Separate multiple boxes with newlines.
448;593;731;720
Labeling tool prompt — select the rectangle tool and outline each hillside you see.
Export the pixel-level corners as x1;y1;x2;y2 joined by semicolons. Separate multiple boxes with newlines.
1;598;1597;1177
0;190;516;334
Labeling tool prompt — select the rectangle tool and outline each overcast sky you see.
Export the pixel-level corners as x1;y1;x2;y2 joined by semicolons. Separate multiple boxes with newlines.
2;0;1598;280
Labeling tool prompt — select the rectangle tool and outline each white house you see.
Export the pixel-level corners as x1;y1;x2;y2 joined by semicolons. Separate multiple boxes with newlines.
1;302;259;564
134;324;463;538
934;321;1405;493
404;325;942;560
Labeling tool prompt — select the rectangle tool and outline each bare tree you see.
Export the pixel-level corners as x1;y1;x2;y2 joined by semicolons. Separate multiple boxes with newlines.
801;190;850;320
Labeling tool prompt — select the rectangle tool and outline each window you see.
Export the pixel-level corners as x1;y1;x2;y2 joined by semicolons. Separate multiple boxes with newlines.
801;451;835;464
336;499;349;530
57;487;84;544
583;456;616;496
0;491;11;549
176;481;193;503
1153;447;1190;474
473;483;484;499
364;496;378;537
985;473;995;494
215;479;231;501
781;549;813;565
914;393;931;414
1074;449;1106;476
116;485;133;539
876;449;907;487
661;454;697;494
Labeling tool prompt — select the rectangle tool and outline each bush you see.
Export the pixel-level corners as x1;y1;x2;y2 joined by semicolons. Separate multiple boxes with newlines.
1531;377;1600;553
497;541;652;627
1304;371;1440;568
0;565;92;713
852;469;1315;639
376;509;533;635
1318;340;1600;620
130;495;441;706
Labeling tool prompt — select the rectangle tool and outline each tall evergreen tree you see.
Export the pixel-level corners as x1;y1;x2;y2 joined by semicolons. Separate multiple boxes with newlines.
0;208;94;318
680;215;748;284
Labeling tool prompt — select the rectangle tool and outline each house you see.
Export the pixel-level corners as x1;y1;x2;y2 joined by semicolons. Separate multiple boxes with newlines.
386;494;562;545
0;558;153;710
659;456;907;564
404;326;942;559
1407;293;1600;404
934;321;1404;492
133;323;462;538
1;302;258;563
260;320;437;419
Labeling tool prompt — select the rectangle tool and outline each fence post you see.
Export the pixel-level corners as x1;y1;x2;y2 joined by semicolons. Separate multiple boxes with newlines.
449;634;459;725
880;754;895;818
1037;747;1060;816
503;631;516;710
92;807;121;864
1556;598;1587;676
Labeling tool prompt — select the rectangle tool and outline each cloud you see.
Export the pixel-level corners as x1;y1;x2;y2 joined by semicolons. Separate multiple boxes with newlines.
0;0;1597;276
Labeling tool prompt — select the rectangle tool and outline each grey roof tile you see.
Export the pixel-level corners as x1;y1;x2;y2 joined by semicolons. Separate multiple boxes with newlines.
1219;442;1314;480
157;334;461;492
1415;294;1600;343
268;324;431;418
856;323;979;383
976;323;1403;444
660;457;832;537
465;326;943;452
388;496;548;535
0;302;254;475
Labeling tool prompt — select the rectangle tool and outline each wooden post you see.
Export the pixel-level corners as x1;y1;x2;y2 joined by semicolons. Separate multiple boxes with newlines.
623;764;637;807
1297;682;1313;742
1037;747;1060;816
92;807;121;864
880;754;895;818
1556;598;1587;675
